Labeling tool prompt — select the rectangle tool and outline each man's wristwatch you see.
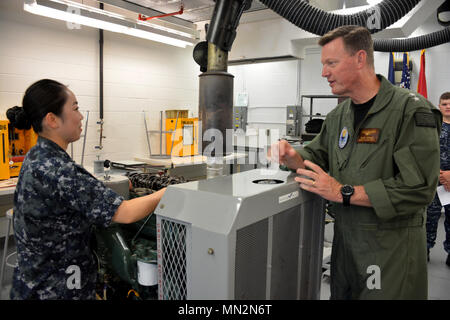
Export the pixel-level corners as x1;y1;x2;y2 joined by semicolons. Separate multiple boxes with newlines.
340;185;354;207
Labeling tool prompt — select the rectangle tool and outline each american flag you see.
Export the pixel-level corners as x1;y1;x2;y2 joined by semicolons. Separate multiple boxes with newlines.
388;52;395;84
400;52;411;89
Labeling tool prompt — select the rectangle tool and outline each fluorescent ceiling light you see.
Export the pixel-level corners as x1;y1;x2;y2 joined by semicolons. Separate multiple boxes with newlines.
24;0;196;48
366;0;383;5
136;20;194;39
50;0;196;39
50;0;127;20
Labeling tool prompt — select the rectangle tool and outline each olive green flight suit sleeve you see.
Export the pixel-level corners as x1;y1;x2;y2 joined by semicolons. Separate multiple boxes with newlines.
364;103;442;220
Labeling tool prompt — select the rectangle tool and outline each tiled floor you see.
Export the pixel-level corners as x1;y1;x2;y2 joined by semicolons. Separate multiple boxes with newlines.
426;215;450;300
320;215;450;300
1;217;449;300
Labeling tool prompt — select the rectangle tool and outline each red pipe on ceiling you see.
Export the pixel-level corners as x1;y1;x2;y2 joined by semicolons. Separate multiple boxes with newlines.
138;5;184;21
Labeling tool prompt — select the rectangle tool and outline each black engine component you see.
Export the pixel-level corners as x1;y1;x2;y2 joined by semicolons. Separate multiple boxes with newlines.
127;171;187;191
94;171;187;300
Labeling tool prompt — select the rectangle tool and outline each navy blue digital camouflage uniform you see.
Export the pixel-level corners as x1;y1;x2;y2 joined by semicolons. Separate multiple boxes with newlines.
426;122;450;254
10;136;123;300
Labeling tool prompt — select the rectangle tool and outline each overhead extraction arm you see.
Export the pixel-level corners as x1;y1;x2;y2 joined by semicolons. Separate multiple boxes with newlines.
196;0;252;171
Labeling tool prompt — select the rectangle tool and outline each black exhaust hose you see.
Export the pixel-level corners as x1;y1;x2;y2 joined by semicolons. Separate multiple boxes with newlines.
259;0;450;52
373;27;450;51
259;0;421;35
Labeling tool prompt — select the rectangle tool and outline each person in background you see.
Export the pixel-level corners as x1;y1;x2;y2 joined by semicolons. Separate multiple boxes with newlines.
426;92;450;267
270;26;441;299
6;79;166;300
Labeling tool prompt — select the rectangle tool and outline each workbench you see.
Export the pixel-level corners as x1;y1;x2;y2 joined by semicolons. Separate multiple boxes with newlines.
134;152;249;180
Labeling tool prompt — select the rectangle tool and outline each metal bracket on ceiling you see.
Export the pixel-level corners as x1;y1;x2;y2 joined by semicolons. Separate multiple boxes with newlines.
100;0;194;28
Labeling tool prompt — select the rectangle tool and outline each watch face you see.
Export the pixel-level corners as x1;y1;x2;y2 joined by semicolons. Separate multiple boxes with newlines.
341;185;354;196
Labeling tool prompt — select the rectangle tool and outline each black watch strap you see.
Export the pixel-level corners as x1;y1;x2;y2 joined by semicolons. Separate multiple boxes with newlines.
341;185;354;207
342;194;351;207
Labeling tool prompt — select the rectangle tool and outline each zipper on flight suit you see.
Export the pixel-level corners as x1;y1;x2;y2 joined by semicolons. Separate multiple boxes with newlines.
339;110;373;171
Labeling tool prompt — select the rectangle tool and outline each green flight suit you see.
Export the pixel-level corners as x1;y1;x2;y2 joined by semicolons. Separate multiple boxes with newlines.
298;75;441;300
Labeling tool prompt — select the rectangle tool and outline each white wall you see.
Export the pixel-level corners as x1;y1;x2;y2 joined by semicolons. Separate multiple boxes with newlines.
300;47;337;129
0;0;200;166
229;59;300;136
300;12;450;108
230;17;302;61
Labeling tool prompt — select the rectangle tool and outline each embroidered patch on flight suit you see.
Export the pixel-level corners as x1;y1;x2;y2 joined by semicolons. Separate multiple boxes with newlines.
357;128;380;144
414;112;436;128
339;127;349;149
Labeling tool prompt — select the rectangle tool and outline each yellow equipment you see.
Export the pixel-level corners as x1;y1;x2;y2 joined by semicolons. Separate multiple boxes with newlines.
0;120;38;180
0;120;9;180
165;116;199;157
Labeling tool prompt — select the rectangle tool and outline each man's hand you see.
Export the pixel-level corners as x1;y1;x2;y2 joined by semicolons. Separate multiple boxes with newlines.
440;170;450;191
295;160;342;203
267;140;305;171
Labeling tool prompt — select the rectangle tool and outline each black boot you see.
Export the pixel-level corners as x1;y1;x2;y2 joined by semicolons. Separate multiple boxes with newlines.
446;254;450;267
427;249;430;262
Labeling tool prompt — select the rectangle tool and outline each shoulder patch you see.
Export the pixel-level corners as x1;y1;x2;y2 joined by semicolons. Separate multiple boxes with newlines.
414;112;436;128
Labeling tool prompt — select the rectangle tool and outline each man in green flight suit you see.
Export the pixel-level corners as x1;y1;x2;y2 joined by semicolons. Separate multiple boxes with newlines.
271;26;441;299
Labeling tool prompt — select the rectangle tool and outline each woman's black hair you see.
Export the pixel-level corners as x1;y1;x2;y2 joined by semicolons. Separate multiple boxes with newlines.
6;79;68;133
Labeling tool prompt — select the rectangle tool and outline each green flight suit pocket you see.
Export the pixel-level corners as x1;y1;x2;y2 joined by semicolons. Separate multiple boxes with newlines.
359;137;389;170
356;137;391;183
393;146;425;187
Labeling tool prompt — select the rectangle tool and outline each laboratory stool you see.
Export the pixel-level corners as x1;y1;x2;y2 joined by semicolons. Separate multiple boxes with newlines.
0;208;15;295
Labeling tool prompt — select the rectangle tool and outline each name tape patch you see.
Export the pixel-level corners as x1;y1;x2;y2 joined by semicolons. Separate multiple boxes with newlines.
357;128;380;144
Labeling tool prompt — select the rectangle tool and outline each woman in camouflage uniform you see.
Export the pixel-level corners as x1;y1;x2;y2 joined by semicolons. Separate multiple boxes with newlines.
7;79;165;299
